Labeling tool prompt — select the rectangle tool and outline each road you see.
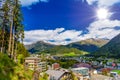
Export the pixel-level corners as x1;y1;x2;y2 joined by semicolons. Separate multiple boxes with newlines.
90;74;114;80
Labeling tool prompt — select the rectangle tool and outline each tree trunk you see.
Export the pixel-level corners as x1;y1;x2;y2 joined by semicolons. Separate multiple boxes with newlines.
11;32;14;59
14;42;17;62
11;24;16;60
8;12;13;56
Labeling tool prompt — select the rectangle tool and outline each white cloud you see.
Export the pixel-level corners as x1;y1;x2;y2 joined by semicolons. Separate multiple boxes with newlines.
24;28;83;45
83;19;120;39
20;0;48;7
20;0;120;7
84;0;120;40
23;0;120;45
24;19;120;45
86;0;120;7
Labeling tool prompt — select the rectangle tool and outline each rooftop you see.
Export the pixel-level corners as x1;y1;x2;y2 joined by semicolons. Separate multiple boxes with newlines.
25;57;40;60
46;70;67;80
72;67;89;70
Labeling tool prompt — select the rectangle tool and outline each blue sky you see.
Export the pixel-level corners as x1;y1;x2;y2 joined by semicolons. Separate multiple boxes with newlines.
22;0;95;31
20;0;120;45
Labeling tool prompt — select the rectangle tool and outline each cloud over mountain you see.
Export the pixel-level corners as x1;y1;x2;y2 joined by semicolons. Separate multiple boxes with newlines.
24;20;120;45
24;28;83;45
85;19;120;39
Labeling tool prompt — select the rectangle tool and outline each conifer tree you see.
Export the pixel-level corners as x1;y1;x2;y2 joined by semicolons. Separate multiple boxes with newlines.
12;0;24;60
0;0;24;61
0;0;10;53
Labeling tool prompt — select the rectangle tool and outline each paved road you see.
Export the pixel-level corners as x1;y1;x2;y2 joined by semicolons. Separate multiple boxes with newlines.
90;74;114;80
113;76;120;80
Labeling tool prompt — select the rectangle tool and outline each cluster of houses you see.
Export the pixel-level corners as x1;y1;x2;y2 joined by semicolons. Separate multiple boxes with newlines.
24;55;61;71
24;57;47;72
24;55;120;80
24;56;90;80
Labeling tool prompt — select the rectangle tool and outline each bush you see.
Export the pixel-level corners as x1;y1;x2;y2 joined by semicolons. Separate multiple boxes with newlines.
0;53;16;80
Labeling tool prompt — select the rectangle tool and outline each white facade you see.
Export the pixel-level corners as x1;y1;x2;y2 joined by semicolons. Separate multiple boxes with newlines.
38;62;47;72
25;57;40;70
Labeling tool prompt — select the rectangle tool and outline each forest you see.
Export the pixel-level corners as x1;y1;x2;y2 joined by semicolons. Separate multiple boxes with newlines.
0;0;32;79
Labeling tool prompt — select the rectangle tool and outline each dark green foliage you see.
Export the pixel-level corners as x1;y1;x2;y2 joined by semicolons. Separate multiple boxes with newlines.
0;0;30;79
17;43;29;57
47;59;78;69
0;0;11;53
13;0;24;41
0;0;24;56
17;43;29;64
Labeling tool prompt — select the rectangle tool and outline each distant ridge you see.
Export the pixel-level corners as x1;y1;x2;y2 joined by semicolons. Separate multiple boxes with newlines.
94;33;120;57
66;38;109;52
25;38;109;54
25;41;55;53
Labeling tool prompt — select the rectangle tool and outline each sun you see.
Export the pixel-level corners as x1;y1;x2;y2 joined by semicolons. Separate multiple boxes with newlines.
97;8;108;20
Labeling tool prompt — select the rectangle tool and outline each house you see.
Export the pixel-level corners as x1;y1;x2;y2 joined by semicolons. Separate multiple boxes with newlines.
38;62;47;72
25;57;40;70
71;67;90;79
52;63;60;70
46;70;71;80
73;63;91;69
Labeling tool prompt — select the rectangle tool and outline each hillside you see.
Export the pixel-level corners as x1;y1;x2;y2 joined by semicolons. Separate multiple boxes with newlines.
66;38;109;52
25;38;109;54
78;38;109;47
94;34;120;57
42;46;88;55
25;41;55;53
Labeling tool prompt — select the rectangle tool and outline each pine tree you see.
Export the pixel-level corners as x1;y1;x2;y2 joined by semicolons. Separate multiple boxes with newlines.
0;0;25;61
8;0;14;57
12;0;24;61
0;0;10;53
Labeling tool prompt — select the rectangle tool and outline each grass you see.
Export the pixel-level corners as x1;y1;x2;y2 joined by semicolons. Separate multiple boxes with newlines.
111;70;120;74
64;52;77;57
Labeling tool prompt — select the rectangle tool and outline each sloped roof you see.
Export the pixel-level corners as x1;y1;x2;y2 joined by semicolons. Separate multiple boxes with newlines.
46;70;66;80
73;63;91;68
25;57;40;60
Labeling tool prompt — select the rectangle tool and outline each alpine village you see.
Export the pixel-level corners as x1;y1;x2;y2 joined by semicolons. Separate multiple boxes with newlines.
0;0;120;80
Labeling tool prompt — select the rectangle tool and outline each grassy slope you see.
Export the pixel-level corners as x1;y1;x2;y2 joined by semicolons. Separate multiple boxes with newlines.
12;64;33;80
41;46;89;55
0;53;33;80
111;70;120;75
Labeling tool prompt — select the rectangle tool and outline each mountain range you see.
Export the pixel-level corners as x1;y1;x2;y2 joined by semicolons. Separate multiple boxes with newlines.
94;34;120;58
25;38;109;55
